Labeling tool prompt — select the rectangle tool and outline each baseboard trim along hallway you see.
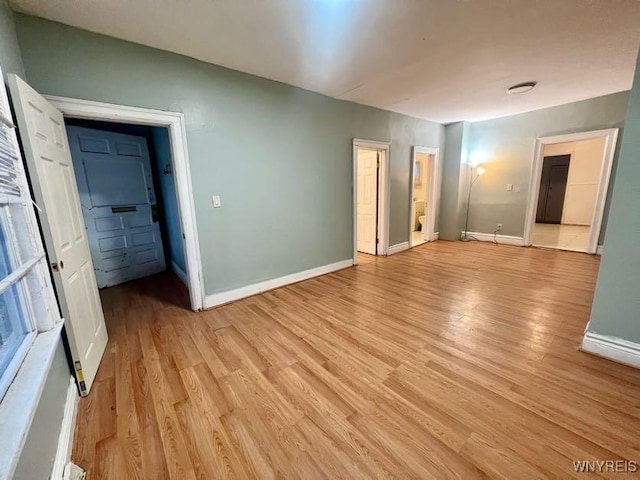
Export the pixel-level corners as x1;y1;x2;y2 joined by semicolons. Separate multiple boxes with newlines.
51;376;79;480
172;261;189;287
460;231;525;246
388;242;409;255
581;331;640;368
204;259;353;308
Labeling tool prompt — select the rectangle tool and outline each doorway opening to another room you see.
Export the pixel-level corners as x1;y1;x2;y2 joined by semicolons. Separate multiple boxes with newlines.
409;146;440;248
353;139;389;263
63;119;186;290
45;96;204;311
524;129;618;254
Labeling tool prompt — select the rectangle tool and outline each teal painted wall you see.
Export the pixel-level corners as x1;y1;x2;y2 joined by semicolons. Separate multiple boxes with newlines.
14;14;443;295
152;127;186;272
448;92;629;240
0;0;24;79
1;4;70;480
13;342;70;480
439;122;470;240
588;51;640;343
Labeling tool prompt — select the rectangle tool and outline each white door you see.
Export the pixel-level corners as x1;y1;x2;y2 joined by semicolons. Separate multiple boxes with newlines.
67;126;166;288
9;75;107;396
357;149;378;255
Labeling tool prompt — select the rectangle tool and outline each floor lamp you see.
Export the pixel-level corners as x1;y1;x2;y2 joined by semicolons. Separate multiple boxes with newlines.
461;164;486;241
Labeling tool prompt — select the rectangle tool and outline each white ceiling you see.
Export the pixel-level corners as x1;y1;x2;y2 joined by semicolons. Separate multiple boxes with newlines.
10;0;640;123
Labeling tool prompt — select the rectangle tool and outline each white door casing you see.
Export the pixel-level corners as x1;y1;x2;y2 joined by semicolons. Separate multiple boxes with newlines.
9;75;107;396
44;95;204;311
357;149;378;255
409;146;441;246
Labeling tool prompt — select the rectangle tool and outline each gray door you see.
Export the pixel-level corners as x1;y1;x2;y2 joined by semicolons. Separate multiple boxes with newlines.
67;126;166;288
536;154;570;224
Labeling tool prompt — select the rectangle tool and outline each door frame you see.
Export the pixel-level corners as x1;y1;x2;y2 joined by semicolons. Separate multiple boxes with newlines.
409;146;440;247
45;95;205;311
353;139;390;263
523;128;619;254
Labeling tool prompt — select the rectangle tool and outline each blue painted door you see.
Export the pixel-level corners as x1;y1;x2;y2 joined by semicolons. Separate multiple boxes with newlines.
67;126;166;288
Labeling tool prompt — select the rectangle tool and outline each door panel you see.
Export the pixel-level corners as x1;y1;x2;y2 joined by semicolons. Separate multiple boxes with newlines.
357;149;378;255
67;126;166;288
536;155;570;224
545;164;570;223
83;157;148;206
8;74;107;396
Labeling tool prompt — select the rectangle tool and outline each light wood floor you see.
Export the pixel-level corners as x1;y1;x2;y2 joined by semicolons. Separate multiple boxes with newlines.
72;241;640;479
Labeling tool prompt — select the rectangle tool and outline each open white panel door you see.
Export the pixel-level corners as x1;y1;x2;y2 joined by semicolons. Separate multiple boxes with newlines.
357;149;378;255
8;75;107;396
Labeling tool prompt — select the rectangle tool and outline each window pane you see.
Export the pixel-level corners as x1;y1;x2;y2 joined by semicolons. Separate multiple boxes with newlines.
5;202;36;265
0;284;28;375
0;220;14;276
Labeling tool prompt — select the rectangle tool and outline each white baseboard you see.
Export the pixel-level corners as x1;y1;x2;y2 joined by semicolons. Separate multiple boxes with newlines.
51;376;79;480
388;242;409;255
432;232;440;241
581;331;640;369
204;259;353;309
460;231;524;246
596;245;604;255
171;260;188;286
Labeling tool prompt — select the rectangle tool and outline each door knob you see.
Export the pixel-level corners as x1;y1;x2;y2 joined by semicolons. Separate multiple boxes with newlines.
51;260;64;271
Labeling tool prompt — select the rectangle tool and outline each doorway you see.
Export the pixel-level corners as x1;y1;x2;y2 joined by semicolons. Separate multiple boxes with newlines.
46;95;204;310
535;154;570;224
8;75;203;395
353;139;389;262
64;120;184;289
524;129;618;254
409;146;440;247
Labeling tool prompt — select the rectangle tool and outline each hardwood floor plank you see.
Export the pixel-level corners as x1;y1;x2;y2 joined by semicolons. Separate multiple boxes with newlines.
132;359;170;480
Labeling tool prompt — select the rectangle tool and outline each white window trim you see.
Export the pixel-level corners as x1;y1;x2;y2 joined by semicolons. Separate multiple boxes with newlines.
0;65;65;480
0;322;64;480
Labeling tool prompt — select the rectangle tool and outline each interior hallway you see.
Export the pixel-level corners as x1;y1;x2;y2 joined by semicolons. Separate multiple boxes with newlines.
72;242;640;479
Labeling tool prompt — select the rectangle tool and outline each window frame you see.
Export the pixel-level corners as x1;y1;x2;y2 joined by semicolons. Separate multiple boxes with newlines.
0;206;42;398
0;69;61;400
0;67;65;480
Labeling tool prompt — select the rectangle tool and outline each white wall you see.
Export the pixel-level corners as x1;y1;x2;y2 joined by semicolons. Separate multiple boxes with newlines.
543;137;605;226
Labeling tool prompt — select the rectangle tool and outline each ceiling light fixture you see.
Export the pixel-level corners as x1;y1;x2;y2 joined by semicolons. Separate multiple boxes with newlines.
507;82;537;95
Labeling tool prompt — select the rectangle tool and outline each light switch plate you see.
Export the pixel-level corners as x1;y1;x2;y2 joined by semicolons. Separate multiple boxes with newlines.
506;183;513;191
212;195;221;208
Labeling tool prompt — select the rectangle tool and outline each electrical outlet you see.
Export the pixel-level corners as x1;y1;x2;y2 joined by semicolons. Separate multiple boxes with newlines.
497;223;503;231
